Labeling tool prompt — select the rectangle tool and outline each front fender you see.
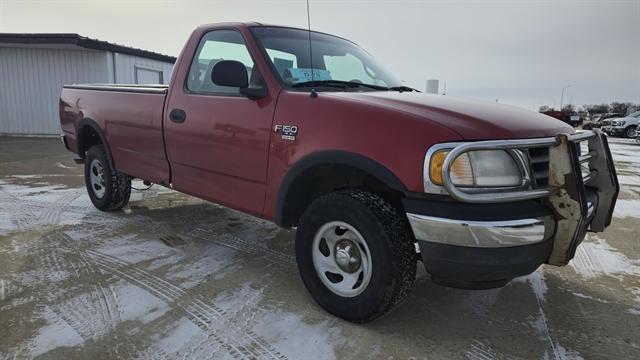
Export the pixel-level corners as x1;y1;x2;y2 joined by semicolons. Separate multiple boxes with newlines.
274;150;407;226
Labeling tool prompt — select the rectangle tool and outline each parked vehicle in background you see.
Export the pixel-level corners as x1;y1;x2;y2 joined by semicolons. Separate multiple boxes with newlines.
59;22;619;323
582;113;624;130
569;112;583;127
602;111;640;138
600;115;626;131
541;110;582;127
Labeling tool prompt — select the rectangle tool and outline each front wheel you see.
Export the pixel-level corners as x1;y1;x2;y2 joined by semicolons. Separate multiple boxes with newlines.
84;145;131;211
625;126;637;138
295;190;417;323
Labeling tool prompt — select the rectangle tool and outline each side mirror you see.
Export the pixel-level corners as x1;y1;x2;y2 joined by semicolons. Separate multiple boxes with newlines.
240;86;267;100
211;60;248;88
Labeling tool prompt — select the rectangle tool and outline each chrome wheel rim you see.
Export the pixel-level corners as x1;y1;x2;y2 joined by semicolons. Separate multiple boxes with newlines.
312;221;372;297
89;159;106;199
627;128;636;138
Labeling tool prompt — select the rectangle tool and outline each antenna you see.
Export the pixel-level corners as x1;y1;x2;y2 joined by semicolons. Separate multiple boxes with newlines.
306;0;317;97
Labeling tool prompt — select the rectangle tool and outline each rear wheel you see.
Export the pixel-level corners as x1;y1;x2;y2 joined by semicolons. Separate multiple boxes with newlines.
84;145;131;211
625;126;637;138
295;190;417;323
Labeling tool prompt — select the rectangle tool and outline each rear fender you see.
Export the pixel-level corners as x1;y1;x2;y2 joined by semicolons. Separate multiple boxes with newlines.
76;118;115;168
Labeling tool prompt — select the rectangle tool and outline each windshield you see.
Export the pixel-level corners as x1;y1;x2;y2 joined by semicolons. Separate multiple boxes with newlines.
250;26;403;90
628;111;640;118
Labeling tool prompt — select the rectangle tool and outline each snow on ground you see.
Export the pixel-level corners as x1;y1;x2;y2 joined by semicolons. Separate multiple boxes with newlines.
28;307;86;357
608;139;640;166
93;234;175;264
1;176;345;359
252;311;342;360
516;269;585;360
570;235;640;279
112;281;171;324
613;199;640;218
617;174;640;187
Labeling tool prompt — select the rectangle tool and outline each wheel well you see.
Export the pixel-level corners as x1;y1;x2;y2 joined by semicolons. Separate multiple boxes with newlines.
278;164;404;227
77;125;103;157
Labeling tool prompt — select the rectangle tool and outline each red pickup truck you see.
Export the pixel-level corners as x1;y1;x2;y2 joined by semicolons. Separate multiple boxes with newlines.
59;22;619;323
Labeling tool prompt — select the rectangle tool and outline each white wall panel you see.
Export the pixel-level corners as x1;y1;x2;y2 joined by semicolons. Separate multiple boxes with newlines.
0;47;109;135
0;46;174;135
113;52;173;85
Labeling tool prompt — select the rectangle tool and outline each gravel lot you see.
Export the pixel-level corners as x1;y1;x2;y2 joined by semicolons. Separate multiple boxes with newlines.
1;136;639;359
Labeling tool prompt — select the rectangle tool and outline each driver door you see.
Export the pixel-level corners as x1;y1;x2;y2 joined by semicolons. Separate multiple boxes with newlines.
164;29;275;216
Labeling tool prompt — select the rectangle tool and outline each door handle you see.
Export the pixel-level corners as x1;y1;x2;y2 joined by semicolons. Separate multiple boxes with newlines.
169;108;186;123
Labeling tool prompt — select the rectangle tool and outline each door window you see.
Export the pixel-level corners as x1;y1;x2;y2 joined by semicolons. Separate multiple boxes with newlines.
187;30;257;95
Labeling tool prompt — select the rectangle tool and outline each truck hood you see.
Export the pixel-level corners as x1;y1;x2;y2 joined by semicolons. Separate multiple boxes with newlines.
328;92;574;140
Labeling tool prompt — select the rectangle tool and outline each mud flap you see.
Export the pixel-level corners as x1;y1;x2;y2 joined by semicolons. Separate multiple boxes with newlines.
547;134;587;266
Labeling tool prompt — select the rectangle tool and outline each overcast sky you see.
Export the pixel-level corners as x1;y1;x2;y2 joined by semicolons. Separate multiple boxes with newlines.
1;0;638;109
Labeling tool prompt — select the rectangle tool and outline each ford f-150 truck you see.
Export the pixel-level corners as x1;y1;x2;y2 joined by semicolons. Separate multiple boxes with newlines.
59;22;619;323
602;111;640;138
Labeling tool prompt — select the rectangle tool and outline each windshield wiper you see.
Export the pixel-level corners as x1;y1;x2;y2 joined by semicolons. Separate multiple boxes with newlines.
291;80;418;93
388;86;418;92
291;80;388;91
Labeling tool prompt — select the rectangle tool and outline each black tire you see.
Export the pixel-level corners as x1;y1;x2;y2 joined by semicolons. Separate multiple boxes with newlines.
84;145;131;211
625;126;637;138
295;189;417;323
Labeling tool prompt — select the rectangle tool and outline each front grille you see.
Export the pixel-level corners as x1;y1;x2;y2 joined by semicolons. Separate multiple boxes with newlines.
528;147;550;188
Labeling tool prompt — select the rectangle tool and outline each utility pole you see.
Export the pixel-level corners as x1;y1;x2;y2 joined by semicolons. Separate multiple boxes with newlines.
560;85;571;110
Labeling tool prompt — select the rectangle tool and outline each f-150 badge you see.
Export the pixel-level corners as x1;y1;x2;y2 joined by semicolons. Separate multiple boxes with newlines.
274;124;298;141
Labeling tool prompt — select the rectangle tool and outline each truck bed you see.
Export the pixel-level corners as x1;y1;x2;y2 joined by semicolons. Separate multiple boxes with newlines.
60;83;171;184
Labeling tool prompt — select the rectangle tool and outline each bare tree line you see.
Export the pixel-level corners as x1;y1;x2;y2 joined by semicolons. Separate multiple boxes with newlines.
539;102;639;116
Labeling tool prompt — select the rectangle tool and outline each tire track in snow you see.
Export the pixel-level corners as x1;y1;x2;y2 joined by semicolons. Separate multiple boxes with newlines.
571;245;601;278
39;232;123;337
3;181;289;358
188;226;295;268
39;189;82;226
27;231;142;359
465;339;497;360
0;187;36;231
86;249;287;360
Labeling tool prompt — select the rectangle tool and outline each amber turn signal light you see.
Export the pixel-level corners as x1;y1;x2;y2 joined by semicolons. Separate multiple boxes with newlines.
429;150;448;185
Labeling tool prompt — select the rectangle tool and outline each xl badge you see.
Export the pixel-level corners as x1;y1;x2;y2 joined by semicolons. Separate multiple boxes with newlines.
274;124;298;141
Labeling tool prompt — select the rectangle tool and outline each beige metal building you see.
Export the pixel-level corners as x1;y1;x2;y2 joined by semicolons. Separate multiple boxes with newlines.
0;34;175;135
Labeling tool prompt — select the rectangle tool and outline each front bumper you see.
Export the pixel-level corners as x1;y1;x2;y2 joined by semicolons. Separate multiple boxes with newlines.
406;213;553;248
406;130;618;289
603;126;624;135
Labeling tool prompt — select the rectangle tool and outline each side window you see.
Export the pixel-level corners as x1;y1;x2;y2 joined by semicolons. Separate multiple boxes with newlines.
187;30;256;95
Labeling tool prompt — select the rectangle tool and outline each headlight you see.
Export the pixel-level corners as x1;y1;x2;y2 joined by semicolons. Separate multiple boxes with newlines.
429;149;523;187
612;120;624;127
